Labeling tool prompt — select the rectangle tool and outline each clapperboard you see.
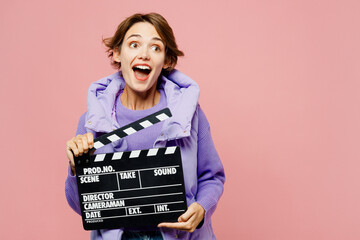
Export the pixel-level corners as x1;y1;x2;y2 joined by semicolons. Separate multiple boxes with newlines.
74;108;187;230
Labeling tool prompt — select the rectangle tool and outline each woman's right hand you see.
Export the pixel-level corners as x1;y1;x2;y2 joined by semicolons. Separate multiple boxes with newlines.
66;133;94;176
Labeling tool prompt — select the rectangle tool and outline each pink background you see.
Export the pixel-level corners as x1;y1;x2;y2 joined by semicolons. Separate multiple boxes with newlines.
1;0;359;239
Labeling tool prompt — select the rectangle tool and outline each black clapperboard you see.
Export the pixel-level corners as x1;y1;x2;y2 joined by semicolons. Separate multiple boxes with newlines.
74;108;187;230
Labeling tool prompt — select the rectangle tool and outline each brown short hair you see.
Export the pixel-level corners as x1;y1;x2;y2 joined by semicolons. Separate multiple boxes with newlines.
102;13;184;72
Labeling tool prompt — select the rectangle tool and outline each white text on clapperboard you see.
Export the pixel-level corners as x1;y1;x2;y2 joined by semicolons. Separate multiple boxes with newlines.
80;165;178;219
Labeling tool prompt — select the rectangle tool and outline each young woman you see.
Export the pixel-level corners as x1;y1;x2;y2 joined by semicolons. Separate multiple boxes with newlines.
65;13;225;240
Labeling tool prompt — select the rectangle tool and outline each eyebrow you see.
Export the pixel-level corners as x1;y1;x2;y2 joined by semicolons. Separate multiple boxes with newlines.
127;34;164;44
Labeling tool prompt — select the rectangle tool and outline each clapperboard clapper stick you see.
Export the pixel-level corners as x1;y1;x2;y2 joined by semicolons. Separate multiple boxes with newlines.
73;108;188;230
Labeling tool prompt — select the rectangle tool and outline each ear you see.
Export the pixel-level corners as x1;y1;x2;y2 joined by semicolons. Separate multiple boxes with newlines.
113;48;121;63
163;63;170;70
163;58;171;70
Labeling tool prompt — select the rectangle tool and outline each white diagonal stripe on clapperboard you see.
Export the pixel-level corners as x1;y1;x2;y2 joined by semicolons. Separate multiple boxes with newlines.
92;108;172;150
92;147;177;162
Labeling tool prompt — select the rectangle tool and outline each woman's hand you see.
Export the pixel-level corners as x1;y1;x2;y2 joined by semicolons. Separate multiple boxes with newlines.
157;202;205;233
66;133;94;176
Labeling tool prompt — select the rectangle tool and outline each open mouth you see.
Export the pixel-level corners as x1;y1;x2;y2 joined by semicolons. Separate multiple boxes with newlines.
132;64;152;81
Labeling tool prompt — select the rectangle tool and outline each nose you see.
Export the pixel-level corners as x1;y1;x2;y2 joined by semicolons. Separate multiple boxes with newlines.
137;46;150;60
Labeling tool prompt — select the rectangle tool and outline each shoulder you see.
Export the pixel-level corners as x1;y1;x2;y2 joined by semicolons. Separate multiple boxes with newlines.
87;71;123;94
197;105;209;125
78;112;86;124
196;105;211;141
75;112;87;135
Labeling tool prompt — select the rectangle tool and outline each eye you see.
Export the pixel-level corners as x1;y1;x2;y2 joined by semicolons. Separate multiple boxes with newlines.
129;42;138;48
151;45;161;52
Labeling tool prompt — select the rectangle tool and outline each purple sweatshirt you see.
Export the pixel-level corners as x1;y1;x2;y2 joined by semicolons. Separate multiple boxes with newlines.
65;70;225;240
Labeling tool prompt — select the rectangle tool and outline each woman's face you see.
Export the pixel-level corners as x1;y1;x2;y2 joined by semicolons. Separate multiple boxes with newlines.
114;22;168;94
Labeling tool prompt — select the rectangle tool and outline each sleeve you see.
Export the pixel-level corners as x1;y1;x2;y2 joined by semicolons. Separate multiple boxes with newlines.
64;112;87;215
195;106;226;227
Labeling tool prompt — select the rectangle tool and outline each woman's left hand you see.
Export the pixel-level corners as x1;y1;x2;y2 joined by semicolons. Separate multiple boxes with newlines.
157;202;205;233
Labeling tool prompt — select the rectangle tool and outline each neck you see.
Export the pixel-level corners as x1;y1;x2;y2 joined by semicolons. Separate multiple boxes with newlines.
120;85;160;110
